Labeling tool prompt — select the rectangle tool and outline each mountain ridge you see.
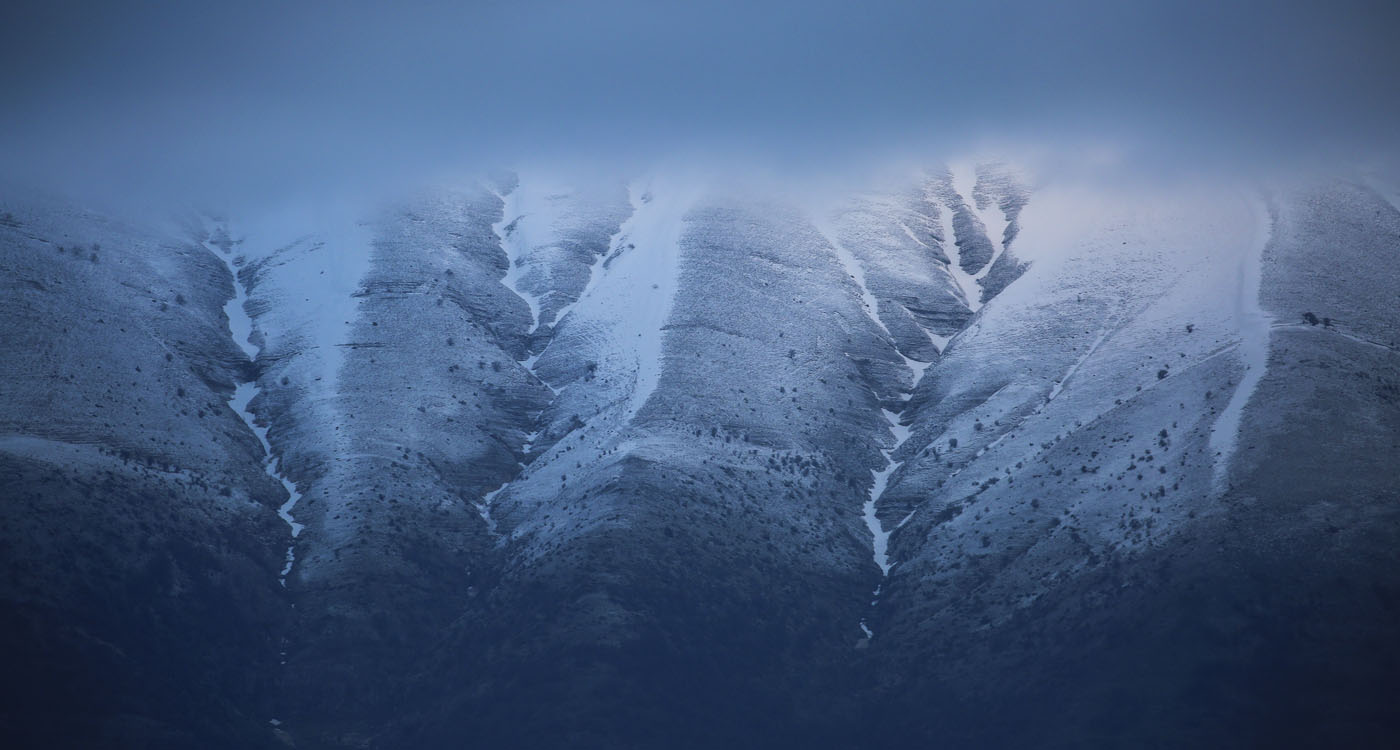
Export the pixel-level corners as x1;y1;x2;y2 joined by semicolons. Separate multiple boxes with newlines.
1;164;1397;748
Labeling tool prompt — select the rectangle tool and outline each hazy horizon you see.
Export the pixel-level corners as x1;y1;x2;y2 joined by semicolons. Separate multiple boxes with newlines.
3;0;1399;210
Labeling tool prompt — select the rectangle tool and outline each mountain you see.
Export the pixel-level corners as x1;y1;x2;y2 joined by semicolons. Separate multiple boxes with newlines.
1;164;1397;748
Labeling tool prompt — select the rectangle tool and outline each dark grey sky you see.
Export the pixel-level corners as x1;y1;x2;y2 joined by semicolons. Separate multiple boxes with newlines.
3;0;1398;204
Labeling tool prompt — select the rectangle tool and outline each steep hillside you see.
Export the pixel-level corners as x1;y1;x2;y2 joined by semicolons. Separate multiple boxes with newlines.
2;165;1396;749
870;179;1400;747
0;198;290;748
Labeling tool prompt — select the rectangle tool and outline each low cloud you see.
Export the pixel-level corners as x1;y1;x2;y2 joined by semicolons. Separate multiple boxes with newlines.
2;0;1397;209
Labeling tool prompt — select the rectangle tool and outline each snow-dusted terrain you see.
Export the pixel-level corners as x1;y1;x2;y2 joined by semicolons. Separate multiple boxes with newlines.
2;164;1398;749
204;223;307;585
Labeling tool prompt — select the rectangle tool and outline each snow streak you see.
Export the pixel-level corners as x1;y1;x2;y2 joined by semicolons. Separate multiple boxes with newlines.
1209;194;1274;493
205;227;304;586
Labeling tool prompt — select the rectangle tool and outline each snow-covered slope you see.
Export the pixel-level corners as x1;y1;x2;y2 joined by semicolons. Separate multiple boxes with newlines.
0;197;291;748
877;183;1274;632
867;176;1400;747
2;164;1397;749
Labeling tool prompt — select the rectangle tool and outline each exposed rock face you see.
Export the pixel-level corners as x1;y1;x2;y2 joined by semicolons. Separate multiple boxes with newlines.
2;167;1398;749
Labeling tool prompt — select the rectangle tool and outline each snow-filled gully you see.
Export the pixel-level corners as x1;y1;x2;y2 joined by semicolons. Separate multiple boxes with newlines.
491;182;547;335
205;229;305;587
937;196;981;313
938;165;1008;314
480;186;544;535
818;217;939;641
813;215;892;340
481;176;693;535
600;179;693;421
1208;194;1274;493
850;170;1016;641
857;364;929;641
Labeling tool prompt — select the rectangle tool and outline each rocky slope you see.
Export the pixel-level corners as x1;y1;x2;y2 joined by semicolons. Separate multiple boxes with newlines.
871;178;1400;747
1;165;1397;748
0;198;290;748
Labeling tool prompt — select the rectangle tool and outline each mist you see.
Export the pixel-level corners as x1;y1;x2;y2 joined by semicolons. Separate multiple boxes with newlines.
3;0;1398;210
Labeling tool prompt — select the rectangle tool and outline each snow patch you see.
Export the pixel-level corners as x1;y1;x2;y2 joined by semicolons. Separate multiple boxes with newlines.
234;206;374;393
934;180;982;312
555;177;699;421
492;174;576;333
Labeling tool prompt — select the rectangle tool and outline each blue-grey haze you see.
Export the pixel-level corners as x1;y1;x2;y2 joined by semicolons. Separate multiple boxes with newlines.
1;0;1397;206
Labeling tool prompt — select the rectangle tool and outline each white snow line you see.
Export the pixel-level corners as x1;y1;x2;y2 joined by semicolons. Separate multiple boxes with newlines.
215;243;259;360
537;178;644;342
491;179;572;398
973;252;1004;284
545;225;612;337
608;179;694;420
899;354;933;387
949;163;979;215
472;430;544;545
1046;323;1114;404
812;213;891;339
864;458;899;576
1209;193;1274;493
935;182;981;313
492;186;542;335
1270;322;1399;355
818;211;952;362
957;161;1013;284
521;188;638;393
520;237;604;377
206;229;304;587
858;356;932;637
475;481;507;540
897;220;933;250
